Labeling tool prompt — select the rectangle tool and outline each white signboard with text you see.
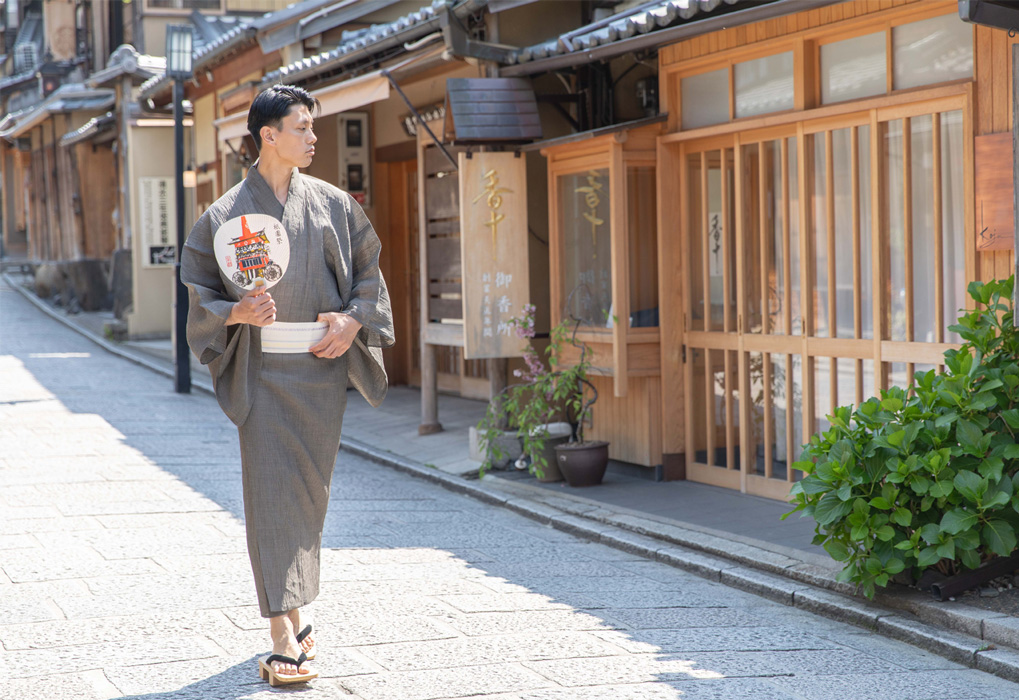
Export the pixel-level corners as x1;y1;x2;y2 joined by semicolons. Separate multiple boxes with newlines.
139;177;177;267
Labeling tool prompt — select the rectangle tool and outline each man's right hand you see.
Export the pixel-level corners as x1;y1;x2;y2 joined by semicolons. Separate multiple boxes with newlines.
227;283;276;327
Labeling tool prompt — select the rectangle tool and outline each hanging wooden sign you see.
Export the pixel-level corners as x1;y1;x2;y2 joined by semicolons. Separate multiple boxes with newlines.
459;151;530;359
975;132;1014;251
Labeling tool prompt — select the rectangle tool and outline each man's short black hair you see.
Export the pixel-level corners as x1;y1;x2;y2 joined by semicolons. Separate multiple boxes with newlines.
247;84;320;150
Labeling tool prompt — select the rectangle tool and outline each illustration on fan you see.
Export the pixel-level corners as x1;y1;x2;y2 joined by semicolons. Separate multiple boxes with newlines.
229;216;282;286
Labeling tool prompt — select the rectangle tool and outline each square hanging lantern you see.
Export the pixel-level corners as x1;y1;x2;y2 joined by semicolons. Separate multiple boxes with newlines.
165;25;193;81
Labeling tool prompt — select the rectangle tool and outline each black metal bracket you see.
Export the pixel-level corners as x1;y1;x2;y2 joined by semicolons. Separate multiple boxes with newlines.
440;7;519;64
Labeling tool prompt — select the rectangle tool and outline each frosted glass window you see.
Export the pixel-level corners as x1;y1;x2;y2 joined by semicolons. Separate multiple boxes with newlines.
821;32;886;104
893;14;973;90
682;68;728;129
735;52;794;118
559;169;612;326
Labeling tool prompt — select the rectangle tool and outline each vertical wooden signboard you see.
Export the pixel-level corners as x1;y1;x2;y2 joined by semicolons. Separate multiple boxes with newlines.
459;151;529;359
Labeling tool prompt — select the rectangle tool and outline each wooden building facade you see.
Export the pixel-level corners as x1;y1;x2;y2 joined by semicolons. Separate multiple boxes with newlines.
539;0;1009;499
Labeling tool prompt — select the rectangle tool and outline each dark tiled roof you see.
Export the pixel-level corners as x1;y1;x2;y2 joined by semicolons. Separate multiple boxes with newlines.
511;0;748;65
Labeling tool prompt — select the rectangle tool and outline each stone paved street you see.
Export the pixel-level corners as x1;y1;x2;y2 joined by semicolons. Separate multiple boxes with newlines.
4;282;1019;700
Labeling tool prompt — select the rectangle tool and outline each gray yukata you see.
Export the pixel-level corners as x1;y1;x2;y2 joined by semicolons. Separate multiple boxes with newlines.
181;163;394;617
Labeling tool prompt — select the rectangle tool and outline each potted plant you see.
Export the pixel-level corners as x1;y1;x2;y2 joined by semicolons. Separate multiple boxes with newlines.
478;304;609;486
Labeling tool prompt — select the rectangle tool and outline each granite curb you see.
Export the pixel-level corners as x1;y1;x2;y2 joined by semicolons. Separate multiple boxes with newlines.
9;272;1019;685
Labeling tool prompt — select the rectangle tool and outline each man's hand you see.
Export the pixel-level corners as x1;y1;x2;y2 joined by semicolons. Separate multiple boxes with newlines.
310;312;362;359
227;282;276;327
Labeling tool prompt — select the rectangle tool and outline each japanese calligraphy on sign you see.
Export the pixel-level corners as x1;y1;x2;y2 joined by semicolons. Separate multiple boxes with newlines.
139;177;176;268
459;152;530;359
708;211;723;277
575;170;605;258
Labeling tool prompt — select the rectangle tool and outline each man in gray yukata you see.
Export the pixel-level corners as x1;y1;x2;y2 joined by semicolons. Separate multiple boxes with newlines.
181;84;394;683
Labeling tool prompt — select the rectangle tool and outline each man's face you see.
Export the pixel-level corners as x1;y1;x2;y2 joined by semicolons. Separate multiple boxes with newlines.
263;104;316;168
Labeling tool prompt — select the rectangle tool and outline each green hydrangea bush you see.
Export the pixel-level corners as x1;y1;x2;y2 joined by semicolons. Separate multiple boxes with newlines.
784;277;1019;598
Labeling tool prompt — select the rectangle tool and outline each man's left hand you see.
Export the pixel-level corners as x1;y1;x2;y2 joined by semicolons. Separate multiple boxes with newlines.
310;312;362;359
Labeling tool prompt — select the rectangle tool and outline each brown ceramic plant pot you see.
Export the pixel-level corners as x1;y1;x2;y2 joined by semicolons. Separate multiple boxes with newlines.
554;441;609;487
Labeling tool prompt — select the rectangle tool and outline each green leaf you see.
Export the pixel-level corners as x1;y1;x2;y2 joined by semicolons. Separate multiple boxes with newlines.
837;483;852;502
884;558;906;575
954;471;987;502
823;540;850;561
1001;409;1019;431
936;539;956;559
935;412;959;428
892;508;912;527
929;480;954;499
910;476;931;495
941;508;979;534
881;396;903;412
957;420;983;451
1004;444;1019;460
876;525;895;541
886;429;906;448
982;519;1018;557
917;546;942;567
797;476;831;496
815;491;854;526
960;548;982;569
870;497;892;510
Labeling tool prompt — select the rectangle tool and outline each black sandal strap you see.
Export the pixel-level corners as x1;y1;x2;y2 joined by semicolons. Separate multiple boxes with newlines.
266;652;308;668
296;625;313;644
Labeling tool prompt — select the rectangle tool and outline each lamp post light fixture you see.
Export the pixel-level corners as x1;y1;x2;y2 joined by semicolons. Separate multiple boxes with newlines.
167;24;193;393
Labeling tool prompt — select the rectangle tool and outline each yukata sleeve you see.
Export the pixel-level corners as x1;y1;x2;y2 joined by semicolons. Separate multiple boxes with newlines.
180;211;238;366
343;197;396;350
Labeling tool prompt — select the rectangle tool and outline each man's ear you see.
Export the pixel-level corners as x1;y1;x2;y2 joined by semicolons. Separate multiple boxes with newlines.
260;125;275;147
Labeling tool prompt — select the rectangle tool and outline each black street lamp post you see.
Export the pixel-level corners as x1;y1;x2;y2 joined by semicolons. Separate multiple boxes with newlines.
166;25;193;393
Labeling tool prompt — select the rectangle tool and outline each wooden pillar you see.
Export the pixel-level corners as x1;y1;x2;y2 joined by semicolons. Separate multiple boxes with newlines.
419;342;443;434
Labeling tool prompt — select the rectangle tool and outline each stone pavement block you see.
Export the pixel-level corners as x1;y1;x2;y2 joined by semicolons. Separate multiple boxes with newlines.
882;589;1000;640
309;611;458;646
319;577;491;599
877;614;984;666
0;610;236;651
975;647;1019;684
436;592;579;614
341;547;485;566
56;498;224;517
983;615;1019;651
768;669;1015;700
356;631;631;672
522;654;724;687
2;546;163;583
601;607;768;630
439;609;619;636
719;565;800;605
2;504;64;520
152;552;253;578
792;586;883;630
470;560;644;582
15;635;221;679
476;575;677;597
103;657;257;697
568;588;728;610
34;524;245;560
1;515;105;536
0;671;109;700
655;546;727;582
0;597;64;625
591;626;840;654
672;647;904;677
53;585;255;619
830;632;968;671
339;663;550;700
0;533;40;550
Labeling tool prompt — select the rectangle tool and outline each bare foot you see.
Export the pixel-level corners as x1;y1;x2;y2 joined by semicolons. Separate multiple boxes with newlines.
288;608;316;656
268;614;310;676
